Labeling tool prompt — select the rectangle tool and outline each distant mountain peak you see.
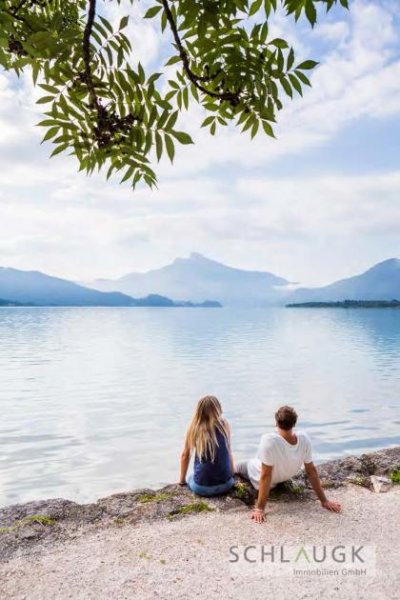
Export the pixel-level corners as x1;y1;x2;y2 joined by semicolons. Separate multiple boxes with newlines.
289;257;400;304
91;253;290;306
172;252;216;265
367;258;400;272
189;252;206;260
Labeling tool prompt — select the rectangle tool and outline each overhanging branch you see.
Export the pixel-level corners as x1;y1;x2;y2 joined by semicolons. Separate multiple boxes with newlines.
160;0;240;104
82;0;101;113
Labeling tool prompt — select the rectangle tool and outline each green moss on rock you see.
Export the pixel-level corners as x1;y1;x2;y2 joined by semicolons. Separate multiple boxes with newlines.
0;514;55;534
174;502;214;515
137;492;174;504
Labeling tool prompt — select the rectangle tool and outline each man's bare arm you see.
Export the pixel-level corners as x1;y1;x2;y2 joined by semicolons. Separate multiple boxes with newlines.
304;462;341;513
251;464;273;524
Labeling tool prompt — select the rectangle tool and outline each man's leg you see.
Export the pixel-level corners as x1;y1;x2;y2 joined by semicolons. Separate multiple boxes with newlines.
234;460;250;480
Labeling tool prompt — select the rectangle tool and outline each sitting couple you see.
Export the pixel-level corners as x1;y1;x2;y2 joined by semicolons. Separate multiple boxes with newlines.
179;395;341;523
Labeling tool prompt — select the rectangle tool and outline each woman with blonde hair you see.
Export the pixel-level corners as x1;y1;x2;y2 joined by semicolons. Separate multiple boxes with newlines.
179;395;235;496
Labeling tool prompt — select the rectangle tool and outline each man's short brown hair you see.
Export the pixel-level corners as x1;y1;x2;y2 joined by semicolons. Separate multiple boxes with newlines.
275;405;298;430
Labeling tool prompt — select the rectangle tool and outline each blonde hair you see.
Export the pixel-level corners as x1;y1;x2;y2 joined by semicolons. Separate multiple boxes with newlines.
186;395;228;462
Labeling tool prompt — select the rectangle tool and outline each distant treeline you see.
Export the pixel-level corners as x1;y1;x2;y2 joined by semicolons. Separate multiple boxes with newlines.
0;298;33;307
286;300;400;308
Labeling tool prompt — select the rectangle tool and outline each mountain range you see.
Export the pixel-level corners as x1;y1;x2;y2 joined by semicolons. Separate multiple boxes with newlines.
1;256;399;307
92;252;291;307
92;254;400;306
0;267;220;307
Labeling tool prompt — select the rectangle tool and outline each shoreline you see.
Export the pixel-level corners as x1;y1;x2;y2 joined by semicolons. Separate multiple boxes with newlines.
0;446;399;560
0;446;399;599
0;446;400;600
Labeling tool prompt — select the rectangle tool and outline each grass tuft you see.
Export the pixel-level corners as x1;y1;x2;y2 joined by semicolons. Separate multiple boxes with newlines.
137;492;174;504
234;482;247;499
0;514;55;534
390;470;400;484
176;501;214;515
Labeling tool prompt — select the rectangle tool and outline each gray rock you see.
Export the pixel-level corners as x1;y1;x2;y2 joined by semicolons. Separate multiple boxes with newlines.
370;475;393;493
0;446;399;561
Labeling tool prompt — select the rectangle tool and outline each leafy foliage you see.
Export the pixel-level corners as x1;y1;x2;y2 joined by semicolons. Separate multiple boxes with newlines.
0;0;349;188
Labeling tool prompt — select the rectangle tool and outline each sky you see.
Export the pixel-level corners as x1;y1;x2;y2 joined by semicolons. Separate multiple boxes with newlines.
0;0;399;287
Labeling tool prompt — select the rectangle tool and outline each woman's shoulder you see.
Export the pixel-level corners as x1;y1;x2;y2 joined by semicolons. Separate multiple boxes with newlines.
220;417;231;434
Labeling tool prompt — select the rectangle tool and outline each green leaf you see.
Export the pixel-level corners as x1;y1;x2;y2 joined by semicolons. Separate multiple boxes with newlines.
138;63;146;84
249;0;263;17
50;143;69;157
262;121;275;138
121;165;135;183
165;56;181;66
305;0;317;26
166;110;178;130
269;38;289;49
287;48;295;71
288;73;303;96
170;131;193;144
251;120;259;139
119;16;129;30
296;60;319;70
280;76;293;98
155;132;163;161
295;70;312;86
144;6;162;19
201;116;214;128
165;134;175;162
36;96;54;104
41;126;59;142
99;16;113;33
39;84;59;94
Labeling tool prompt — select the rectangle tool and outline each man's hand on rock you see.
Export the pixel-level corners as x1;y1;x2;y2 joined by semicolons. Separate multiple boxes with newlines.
321;499;341;513
251;508;265;524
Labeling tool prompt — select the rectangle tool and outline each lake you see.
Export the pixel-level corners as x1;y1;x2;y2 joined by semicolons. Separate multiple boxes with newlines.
0;306;399;506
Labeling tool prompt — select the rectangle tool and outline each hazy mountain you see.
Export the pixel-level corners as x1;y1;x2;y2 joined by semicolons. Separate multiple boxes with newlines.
0;267;139;306
91;253;291;306
288;259;400;303
0;268;222;307
5;257;398;309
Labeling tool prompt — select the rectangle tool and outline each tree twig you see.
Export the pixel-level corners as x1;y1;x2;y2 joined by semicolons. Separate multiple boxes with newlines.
160;0;240;103
82;0;101;113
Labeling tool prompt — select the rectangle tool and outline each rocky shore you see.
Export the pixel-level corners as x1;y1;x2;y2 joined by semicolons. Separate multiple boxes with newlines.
1;446;399;563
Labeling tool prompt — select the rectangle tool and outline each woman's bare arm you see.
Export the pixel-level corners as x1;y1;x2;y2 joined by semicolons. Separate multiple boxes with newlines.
222;418;235;475
179;434;191;485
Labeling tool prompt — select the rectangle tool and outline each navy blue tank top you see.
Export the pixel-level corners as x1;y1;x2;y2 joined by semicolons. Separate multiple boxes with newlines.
193;428;232;486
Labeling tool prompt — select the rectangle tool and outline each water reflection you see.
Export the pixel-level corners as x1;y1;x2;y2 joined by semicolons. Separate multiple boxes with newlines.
0;307;399;505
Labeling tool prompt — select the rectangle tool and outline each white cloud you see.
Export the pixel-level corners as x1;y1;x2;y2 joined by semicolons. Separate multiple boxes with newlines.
0;0;399;285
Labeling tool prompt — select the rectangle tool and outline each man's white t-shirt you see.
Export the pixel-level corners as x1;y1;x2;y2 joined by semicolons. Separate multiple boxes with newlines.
247;431;313;489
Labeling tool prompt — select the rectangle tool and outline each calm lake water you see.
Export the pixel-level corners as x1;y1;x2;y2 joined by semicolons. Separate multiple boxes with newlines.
0;307;399;506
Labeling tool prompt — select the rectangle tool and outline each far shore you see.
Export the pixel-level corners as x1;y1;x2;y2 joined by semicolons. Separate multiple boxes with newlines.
286;300;400;308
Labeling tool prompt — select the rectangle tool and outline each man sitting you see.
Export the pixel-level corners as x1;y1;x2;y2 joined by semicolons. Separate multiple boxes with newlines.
235;405;342;523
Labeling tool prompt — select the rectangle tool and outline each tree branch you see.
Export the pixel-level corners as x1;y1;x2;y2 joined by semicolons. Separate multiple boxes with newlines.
82;0;101;113
160;0;240;103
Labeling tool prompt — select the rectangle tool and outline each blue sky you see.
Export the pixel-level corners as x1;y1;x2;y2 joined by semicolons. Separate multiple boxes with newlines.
0;0;399;286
